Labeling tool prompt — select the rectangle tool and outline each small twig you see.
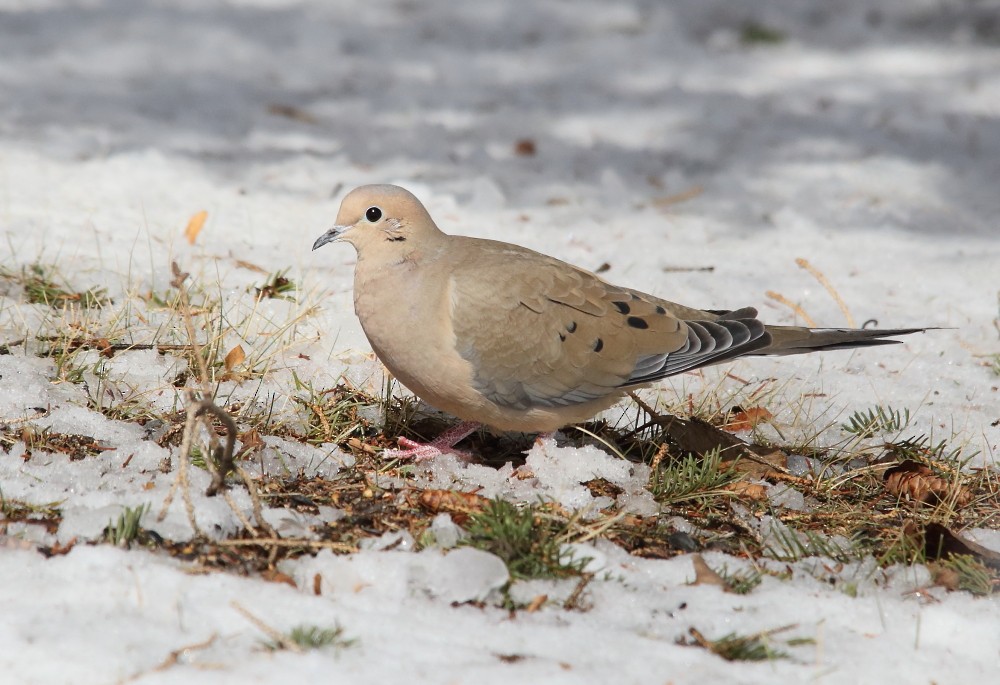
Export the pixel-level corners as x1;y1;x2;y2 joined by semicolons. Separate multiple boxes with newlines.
0;407;49;427
157;399;203;534
652;185;704;208
215;538;357;553
193;400;237;497
574;511;629;542
121;633;218;682
662;265;715;273
171;262;212;395
236;465;277;538
796;258;855;327
232;601;302;653
311;401;332;441
563;572;595;611
765;291;818;327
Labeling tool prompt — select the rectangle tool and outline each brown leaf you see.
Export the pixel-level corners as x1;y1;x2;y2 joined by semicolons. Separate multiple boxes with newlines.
930;563;961;591
924;522;1000;570
514;138;537;156
267;103;318;124
583;478;624;499
239;428;264;451
722;406;774;432
526;594;548;612
234;259;268;274
723;481;768;501
40;537;77;557
261;569;297;588
346;437;377;455
224;344;246;372
96;338;115;358
690;553;730;591
184;210;208;245
414;488;489;524
652;185;703;209
884;460;972;507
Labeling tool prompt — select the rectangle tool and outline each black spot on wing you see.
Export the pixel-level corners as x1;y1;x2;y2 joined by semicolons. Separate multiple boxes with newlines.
566;321;577;333
655;305;666;315
627;316;648;329
594;338;604;352
612;301;630;314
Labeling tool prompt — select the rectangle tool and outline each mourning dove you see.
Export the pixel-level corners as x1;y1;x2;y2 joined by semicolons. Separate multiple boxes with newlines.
313;184;927;459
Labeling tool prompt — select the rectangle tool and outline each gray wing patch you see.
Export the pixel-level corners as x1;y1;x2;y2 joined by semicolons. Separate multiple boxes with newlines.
469;374;614;409
624;318;770;385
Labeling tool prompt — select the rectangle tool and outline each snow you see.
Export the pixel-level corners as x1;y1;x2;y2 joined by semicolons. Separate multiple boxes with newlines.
1;0;999;683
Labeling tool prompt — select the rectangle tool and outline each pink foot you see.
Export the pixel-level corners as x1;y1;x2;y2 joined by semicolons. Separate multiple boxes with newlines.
533;431;557;446
384;421;480;462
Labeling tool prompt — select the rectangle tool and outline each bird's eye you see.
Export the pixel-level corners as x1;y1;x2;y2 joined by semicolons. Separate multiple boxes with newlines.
365;206;382;222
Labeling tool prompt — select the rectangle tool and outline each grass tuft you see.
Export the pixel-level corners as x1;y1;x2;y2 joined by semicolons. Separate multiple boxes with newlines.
842;405;911;438
740;21;786;45
649;448;740;506
18;264;108;309
273;624;356;652
461;499;590;580
253;269;296;301
684;626;799;662
104;503;150;547
942;554;995;596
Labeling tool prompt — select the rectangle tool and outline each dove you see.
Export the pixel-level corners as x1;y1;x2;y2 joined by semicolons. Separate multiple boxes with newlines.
312;184;927;460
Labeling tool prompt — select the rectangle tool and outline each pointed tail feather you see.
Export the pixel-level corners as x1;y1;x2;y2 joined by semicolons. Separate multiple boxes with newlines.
757;326;929;356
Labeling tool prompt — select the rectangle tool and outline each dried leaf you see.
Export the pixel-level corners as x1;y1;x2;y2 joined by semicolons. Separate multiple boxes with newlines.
234;259;268;274
267;103;318;124
414;488;489;524
690;553;730;591
526;594;548;612
41;537;77;557
583;478;624;499
930;563;961;591
924;522;1000;570
224;344;246;372
239;428;264;451
723;406;774;432
652;185;703;208
884;460;972;507
724;481;768;501
514;138;537;156
96;338;115;358
261;568;297;588
346;437;376;455
184;210;208;245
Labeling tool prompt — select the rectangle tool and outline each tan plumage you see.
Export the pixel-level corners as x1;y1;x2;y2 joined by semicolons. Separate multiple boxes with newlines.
313;185;926;452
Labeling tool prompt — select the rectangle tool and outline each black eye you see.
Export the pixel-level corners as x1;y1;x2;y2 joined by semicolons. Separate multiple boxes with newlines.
365;206;382;222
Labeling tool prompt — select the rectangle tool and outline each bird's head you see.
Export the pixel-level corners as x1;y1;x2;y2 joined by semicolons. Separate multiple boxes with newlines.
312;184;442;255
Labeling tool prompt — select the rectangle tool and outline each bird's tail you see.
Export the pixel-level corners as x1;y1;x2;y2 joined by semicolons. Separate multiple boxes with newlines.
756;326;929;356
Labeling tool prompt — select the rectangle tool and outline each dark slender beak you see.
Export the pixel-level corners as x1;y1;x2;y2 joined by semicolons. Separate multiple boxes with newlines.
312;225;348;251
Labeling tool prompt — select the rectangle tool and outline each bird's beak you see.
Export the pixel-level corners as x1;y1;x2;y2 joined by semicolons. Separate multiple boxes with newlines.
312;225;350;251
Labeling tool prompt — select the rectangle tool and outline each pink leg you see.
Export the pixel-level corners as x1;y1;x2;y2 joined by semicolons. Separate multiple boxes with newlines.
534;431;557;445
386;421;481;462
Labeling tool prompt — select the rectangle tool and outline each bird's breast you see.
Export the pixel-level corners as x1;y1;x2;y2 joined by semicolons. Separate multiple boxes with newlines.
353;260;479;414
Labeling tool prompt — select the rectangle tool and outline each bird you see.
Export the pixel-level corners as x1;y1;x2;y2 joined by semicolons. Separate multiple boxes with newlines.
312;184;928;460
